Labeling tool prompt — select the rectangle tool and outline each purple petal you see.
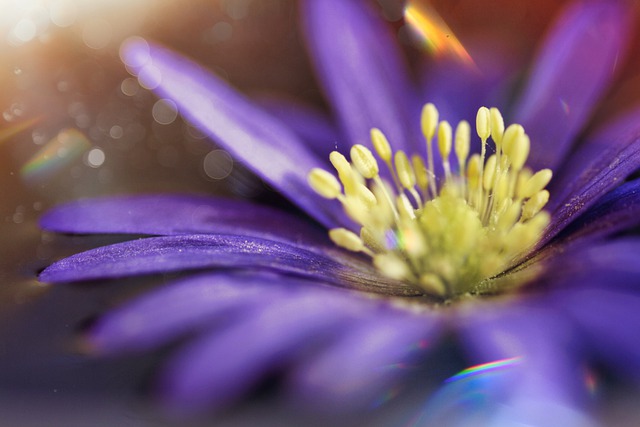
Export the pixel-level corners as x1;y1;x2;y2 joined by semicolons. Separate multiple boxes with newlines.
40;194;327;244
157;286;375;413
40;234;418;295
289;306;439;408
120;38;344;229
455;301;590;414
513;0;632;170
544;108;640;242
540;238;640;293
420;43;517;127
554;288;640;381
555;178;640;244
88;272;289;353
256;97;340;161
415;354;596;427
302;0;419;154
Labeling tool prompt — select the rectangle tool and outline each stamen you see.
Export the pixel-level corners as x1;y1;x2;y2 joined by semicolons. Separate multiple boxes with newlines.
308;103;552;300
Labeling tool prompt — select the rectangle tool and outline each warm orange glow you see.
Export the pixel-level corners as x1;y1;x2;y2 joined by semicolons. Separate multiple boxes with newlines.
404;0;476;67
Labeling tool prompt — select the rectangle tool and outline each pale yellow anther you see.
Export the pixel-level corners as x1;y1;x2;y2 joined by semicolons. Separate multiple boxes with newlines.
343;196;370;225
521;190;549;221
394;151;415;189
329;228;366;253
494;176;509;205
521;169;552;199
437;120;453;159
370;128;392;162
360;226;386;253
373;253;410;281
308;168;341;199
516;168;533;199
419;273;447;297
421;103;439;140
350;144;379;179
501;124;524;160
330;151;358;195
454;120;470;169
467;154;481;189
489;107;505;147
397;193;416;220
412;154;429;191
510;134;530;171
476;107;491;140
483;154;497;191
355;183;377;210
497;200;522;230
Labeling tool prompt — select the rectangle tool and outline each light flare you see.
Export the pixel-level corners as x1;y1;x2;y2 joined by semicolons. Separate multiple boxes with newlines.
0;116;40;144
21;128;91;182
446;356;523;383
404;0;476;67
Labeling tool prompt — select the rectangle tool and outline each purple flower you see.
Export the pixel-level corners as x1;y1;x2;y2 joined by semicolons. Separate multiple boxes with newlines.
39;0;640;423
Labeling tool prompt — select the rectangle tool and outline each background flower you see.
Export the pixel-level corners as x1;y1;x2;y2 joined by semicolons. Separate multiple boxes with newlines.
1;0;640;426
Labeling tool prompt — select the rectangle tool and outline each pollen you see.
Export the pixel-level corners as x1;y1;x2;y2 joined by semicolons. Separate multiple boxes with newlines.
308;104;552;300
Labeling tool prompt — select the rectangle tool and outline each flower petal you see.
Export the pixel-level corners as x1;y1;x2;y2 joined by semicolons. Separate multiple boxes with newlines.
555;178;640;244
420;44;516;127
302;0;419;154
256;97;340;161
40;234;418;295
543;108;640;242
88;272;288;353
157;286;374;413
540;238;640;293
513;0;632;170
555;288;640;381
454;302;591;425
120;38;344;228
40;194;327;244
289;306;439;408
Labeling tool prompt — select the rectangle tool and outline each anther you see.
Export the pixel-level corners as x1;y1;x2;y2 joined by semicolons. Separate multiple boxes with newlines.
350;144;379;179
329;228;371;255
476;107;491;141
421;103;439;141
395;151;416;190
454;120;470;172
370;128;392;162
308;168;342;199
520;169;553;199
490;107;505;147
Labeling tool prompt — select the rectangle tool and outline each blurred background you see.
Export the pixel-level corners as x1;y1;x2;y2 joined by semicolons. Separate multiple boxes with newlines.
1;0;639;425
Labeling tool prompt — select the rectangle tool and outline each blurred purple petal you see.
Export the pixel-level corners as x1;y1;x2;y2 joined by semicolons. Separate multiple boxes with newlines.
40;194;327;244
420;44;516;127
455;301;586;407
302;0;419;154
545;108;640;242
88;272;288;353
555;288;640;380
256;97;340;161
120;38;344;229
40;234;418;295
157;286;374;413
541;238;640;293
513;0;632;170
290;306;439;408
413;356;596;427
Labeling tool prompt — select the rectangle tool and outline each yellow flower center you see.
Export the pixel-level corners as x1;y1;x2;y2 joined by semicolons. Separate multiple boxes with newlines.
308;103;552;300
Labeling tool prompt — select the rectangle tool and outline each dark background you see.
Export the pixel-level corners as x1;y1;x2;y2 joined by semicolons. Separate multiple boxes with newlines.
1;0;639;425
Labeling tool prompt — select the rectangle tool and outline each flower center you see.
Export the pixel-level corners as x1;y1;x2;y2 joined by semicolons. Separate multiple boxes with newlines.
308;104;552;300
